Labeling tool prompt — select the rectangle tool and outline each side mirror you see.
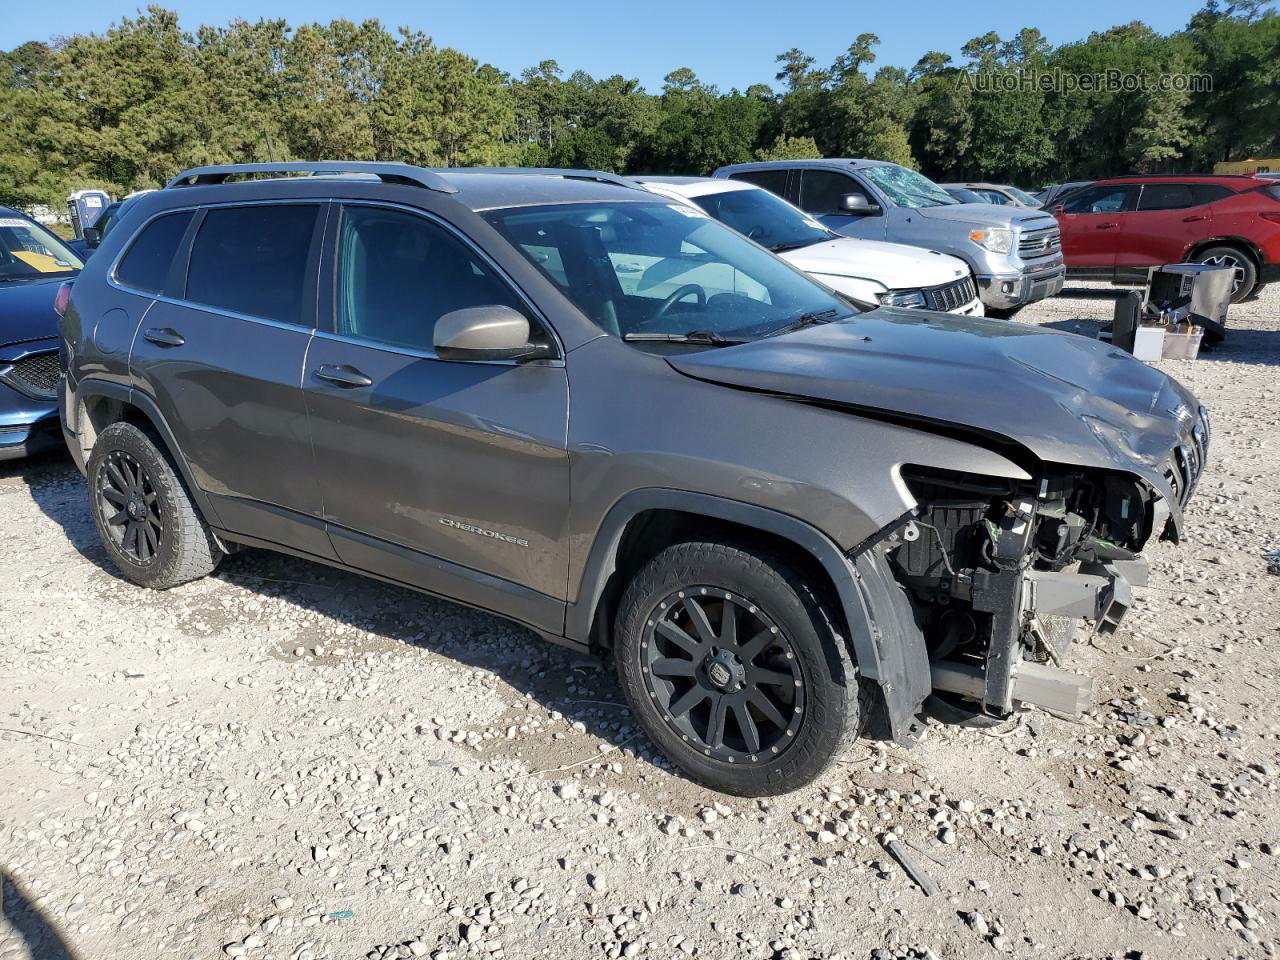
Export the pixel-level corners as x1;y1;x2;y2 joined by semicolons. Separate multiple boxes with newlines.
840;193;881;216
82;225;102;248
434;305;543;362
1051;204;1066;216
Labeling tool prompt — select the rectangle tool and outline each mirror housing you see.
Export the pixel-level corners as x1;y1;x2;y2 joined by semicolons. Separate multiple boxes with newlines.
434;305;544;362
840;193;881;216
82;225;102;248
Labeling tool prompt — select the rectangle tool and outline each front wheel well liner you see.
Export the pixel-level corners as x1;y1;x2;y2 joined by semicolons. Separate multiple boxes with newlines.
586;508;848;653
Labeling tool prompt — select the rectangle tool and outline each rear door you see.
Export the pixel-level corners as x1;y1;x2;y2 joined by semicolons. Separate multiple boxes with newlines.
724;169;795;204
302;202;570;631
1055;184;1138;276
127;201;332;557
1114;183;1225;279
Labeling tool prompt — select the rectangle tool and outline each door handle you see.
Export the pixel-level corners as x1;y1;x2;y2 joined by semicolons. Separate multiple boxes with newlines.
143;327;185;347
1096;222;1119;230
1182;214;1209;222
315;363;373;388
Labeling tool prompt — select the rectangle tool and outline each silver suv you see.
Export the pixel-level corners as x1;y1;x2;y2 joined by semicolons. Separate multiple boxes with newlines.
58;162;1206;795
716;159;1066;316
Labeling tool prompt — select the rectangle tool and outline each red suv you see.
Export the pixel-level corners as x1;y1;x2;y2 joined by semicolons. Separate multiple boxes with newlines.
1051;175;1280;302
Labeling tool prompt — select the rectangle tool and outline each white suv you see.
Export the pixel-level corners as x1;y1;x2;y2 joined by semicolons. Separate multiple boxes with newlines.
634;176;983;315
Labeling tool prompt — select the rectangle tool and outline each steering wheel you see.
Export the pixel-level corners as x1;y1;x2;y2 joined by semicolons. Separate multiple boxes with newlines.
651;284;707;324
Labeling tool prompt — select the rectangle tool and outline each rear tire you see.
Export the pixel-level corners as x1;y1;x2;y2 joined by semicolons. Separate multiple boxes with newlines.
87;421;221;589
1191;245;1258;303
613;540;861;795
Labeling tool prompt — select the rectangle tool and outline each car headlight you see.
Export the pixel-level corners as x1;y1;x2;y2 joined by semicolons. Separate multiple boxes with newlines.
879;289;927;308
969;227;1013;255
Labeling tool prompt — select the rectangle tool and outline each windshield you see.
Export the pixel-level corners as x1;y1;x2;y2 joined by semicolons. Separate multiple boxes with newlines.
946;187;985;204
861;165;957;209
688;188;831;253
0;215;83;280
1005;186;1040;206
484;201;854;343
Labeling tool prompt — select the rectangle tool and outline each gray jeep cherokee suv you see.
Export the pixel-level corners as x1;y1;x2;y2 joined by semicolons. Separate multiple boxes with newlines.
58;162;1208;796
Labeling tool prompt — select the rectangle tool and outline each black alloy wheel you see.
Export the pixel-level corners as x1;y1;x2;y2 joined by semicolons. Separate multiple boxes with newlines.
97;449;163;565
642;587;804;764
86;420;222;589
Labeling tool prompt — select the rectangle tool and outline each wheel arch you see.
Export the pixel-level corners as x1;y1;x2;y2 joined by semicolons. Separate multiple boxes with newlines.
1184;235;1263;267
567;490;930;743
72;379;221;527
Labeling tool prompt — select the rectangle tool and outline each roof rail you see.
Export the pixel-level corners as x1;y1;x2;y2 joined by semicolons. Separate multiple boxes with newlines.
437;167;643;190
1105;172;1258;180
165;162;458;194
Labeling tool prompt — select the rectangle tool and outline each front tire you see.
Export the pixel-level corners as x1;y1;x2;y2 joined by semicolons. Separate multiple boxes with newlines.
87;421;221;589
1192;245;1258;303
614;541;860;795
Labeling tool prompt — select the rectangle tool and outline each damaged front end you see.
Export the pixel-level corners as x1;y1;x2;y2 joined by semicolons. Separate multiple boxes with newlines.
880;431;1206;721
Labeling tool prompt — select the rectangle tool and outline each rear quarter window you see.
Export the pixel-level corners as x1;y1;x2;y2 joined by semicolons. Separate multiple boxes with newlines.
115;211;195;294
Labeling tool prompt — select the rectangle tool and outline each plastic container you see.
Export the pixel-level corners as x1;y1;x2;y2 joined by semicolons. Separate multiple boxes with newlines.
1133;325;1165;361
1161;325;1203;360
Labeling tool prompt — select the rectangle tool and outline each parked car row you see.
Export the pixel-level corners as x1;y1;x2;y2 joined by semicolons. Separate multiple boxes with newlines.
714;159;1065;317
43;160;1209;797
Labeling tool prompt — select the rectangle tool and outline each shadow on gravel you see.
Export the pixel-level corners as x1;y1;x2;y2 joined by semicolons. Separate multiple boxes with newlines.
208;545;641;757
1059;285;1133;300
5;442;659;778
10;450;124;582
1;870;81;960
1196;327;1280;367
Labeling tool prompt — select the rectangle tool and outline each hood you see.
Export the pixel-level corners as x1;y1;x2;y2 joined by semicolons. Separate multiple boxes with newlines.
913;203;1058;230
781;239;967;290
0;277;66;348
666;311;1199;492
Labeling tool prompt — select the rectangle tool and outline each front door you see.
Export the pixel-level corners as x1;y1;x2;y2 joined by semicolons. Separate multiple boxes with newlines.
798;170;887;240
127;201;332;557
302;203;571;632
1055;184;1138;277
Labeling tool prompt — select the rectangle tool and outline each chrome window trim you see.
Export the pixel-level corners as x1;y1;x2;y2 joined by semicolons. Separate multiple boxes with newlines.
144;294;317;335
330;198;566;363
106;198;327;312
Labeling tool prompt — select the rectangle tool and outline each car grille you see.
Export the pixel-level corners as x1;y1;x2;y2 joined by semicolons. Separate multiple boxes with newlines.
923;275;977;312
1018;226;1061;260
1164;414;1210;508
1;350;60;400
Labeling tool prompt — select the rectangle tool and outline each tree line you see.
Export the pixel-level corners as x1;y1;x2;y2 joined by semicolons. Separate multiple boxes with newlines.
1;2;1277;211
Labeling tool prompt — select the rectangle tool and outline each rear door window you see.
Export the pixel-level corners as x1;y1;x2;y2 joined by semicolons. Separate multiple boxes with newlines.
1190;184;1233;205
185;205;320;325
1137;184;1195;211
727;169;790;201
115;211;193;294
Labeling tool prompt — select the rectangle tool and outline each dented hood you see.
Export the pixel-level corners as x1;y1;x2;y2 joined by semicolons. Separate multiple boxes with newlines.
666;310;1200;489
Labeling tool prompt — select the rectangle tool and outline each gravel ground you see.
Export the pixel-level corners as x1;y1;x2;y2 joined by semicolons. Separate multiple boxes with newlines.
2;282;1278;960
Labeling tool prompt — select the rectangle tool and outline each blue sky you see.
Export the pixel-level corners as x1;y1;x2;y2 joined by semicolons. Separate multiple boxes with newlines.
3;0;1208;91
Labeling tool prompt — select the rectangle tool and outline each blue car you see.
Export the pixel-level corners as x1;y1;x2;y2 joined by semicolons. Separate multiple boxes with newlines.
0;206;83;460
